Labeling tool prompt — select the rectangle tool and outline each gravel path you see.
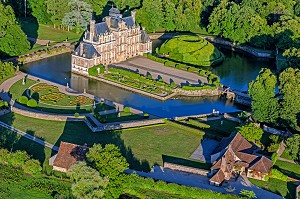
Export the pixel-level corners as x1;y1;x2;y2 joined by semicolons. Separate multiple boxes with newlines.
112;56;207;85
125;166;284;199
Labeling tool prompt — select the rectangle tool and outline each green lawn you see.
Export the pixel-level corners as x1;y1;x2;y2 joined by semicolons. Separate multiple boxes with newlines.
21;20;82;42
9;78;38;100
179;118;238;140
249;178;297;199
0;113;204;171
274;160;300;180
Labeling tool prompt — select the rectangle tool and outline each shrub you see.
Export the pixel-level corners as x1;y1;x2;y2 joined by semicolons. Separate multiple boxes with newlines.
164;61;176;67
144;113;149;119
88;66;99;76
240;189;256;199
74;112;80;118
27;99;38;108
269;169;288;181
18;96;28;105
123;107;131;113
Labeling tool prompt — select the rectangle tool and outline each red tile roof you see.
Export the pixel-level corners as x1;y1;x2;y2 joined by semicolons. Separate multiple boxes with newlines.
249;156;273;173
210;169;225;184
53;142;88;170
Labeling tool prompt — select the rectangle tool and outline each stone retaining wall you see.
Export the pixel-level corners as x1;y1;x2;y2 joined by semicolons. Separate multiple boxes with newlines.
164;162;209;176
94;119;165;132
149;33;274;58
175;88;221;97
296;185;300;199
174;113;212;121
11;106;84;122
73;71;177;101
223;113;241;123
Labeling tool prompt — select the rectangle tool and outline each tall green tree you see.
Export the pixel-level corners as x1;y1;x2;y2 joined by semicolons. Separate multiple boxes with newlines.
0;3;30;57
279;68;300;129
237;123;264;143
86;144;128;179
114;0;140;10
285;134;300;160
62;0;92;32
136;0;163;33
162;0;176;31
68;162;109;199
248;68;279;124
46;0;70;27
83;0;108;17
28;0;52;24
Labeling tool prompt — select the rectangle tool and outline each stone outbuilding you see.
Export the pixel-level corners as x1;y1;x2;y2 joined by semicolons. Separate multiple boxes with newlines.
49;142;88;173
209;133;272;186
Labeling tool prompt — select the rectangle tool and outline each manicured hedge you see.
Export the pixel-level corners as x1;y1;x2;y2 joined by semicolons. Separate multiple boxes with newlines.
18;96;28;105
27;99;38;108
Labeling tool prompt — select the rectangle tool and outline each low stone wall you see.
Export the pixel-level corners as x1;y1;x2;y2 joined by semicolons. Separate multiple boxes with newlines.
149;33;274;58
11;106;85;122
94;119;165;132
296;185;300;199
175;88;221;97
73;71;176;101
223;113;241;123
174;113;212;121
164;162;209;176
263;125;286;136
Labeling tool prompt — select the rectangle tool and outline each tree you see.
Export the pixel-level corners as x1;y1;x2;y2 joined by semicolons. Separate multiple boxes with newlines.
28;0;52;24
162;0;176;31
279;68;300;129
62;0;92;33
46;0;70;27
22;159;42;175
7;150;30;167
240;189;256;199
67;162;109;199
282;47;300;68
83;0;108;17
248;68;279;124
0;3;30;57
285;134;300;161
86;144;128;179
237;123;264;143
136;0;163;33
114;0;140;10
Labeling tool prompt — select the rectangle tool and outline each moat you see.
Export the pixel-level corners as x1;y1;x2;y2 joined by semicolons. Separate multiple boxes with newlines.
21;43;275;118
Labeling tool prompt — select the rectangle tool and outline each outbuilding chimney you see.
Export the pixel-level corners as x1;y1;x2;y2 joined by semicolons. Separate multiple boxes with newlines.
80;43;84;55
131;10;136;24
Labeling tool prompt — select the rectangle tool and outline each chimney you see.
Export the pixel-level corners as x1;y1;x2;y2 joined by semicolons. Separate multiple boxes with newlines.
80;43;84;55
90;20;95;42
104;17;111;28
131;10;136;24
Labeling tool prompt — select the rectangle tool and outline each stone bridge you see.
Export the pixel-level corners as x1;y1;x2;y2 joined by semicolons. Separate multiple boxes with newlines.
223;88;251;106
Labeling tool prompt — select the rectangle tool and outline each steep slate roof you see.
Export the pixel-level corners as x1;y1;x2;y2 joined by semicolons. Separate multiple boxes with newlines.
74;43;100;59
123;16;135;27
249;156;273;173
209;169;225;184
95;22;111;35
141;29;151;43
53;142;88;170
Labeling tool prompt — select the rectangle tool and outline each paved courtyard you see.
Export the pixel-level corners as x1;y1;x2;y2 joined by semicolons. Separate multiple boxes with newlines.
111;56;207;86
190;138;219;162
126;166;284;199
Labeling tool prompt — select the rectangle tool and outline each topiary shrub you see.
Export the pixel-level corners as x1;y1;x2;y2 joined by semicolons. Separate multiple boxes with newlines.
144;113;149;119
123;107;130;113
74;112;80;118
27;99;38;108
18;96;28;105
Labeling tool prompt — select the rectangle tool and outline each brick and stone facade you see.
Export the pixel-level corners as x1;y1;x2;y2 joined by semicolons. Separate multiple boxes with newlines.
72;8;152;75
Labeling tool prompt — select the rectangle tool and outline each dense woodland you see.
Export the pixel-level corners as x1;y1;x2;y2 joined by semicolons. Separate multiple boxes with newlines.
0;0;300;60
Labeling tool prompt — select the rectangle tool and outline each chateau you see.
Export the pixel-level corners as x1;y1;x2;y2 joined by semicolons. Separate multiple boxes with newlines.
71;8;152;75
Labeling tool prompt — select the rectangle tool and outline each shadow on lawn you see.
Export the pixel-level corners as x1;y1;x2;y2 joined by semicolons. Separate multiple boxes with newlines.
0;112;50;167
52;118;151;172
162;155;212;170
